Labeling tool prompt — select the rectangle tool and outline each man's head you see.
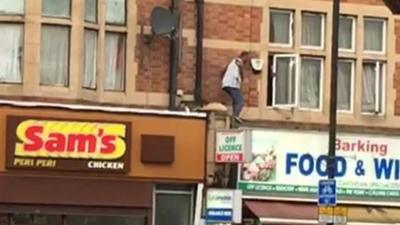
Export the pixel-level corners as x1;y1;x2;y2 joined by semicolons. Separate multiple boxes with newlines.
239;51;251;64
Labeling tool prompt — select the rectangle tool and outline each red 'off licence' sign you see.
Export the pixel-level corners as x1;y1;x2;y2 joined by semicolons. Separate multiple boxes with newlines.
215;130;245;163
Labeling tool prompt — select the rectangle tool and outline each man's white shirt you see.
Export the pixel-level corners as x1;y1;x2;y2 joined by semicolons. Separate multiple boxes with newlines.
222;59;241;89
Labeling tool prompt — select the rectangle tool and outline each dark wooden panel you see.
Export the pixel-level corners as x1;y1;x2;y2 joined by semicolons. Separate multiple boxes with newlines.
0;174;153;208
141;135;174;164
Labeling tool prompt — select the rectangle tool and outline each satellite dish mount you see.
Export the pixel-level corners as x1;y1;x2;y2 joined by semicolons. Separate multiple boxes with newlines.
146;6;178;44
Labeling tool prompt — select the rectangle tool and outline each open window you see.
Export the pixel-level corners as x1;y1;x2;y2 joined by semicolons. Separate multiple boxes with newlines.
362;61;385;114
270;54;299;108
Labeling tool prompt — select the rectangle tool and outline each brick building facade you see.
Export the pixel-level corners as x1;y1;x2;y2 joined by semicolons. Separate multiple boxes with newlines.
0;0;399;128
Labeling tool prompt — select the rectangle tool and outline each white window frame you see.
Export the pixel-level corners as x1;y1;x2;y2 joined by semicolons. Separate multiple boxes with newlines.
337;59;355;114
361;61;386;115
339;16;356;53
272;54;299;108
363;17;387;55
301;12;325;50
298;57;324;111
269;9;294;48
153;188;195;225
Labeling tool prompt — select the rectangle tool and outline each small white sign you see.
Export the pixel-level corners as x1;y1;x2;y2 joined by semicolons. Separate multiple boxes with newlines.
206;189;242;223
215;130;245;163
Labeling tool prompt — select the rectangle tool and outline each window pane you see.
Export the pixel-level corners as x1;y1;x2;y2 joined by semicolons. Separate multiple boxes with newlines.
364;19;384;52
339;17;353;50
12;214;61;225
274;57;296;105
106;0;125;24
300;58;321;109
270;11;291;45
42;0;70;17
156;193;192;225
104;32;126;91
84;30;97;88
40;26;69;86
66;215;145;225
302;13;323;47
0;24;23;83
337;61;353;111
362;62;384;113
0;0;23;14
85;0;97;22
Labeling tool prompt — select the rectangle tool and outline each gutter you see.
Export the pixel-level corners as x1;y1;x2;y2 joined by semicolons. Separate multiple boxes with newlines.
194;0;204;104
168;0;180;110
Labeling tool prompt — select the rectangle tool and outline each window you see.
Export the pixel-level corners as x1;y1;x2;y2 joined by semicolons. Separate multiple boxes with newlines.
364;18;386;53
40;25;70;86
301;13;324;48
66;215;145;225
269;10;293;46
42;0;71;18
299;57;323;109
106;0;126;25
0;0;24;14
12;214;61;225
155;186;194;225
85;0;97;23
104;32;126;91
83;30;97;89
0;24;23;83
337;60;354;112
362;61;385;114
271;54;299;107
339;16;355;51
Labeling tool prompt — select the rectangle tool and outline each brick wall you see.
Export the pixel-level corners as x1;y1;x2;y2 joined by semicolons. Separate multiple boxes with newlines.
135;0;262;106
202;48;259;107
136;0;197;94
204;3;262;42
319;0;384;4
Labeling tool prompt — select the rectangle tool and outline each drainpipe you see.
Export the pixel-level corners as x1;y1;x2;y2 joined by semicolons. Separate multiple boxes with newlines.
168;0;180;110
194;0;204;104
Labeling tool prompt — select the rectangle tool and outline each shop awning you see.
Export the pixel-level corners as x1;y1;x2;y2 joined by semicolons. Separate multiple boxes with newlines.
245;200;400;225
245;201;317;225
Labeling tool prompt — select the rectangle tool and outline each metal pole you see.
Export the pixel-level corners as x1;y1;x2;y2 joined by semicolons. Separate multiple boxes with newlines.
328;0;340;224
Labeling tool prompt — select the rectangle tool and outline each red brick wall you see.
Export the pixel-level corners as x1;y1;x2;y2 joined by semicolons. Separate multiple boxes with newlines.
204;3;262;42
136;0;197;94
135;0;261;106
202;48;259;107
318;0;384;4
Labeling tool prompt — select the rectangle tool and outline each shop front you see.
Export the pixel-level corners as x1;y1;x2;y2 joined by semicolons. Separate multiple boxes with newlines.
0;101;207;225
238;128;400;225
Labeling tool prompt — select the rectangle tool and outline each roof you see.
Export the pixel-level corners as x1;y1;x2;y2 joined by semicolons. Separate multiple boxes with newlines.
0;99;207;119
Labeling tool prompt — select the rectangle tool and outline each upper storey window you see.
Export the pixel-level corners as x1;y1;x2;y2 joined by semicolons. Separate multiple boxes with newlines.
0;0;24;14
106;0;126;25
42;0;71;18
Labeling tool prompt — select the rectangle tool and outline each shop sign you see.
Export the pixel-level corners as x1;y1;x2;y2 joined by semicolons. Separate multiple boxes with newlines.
206;189;242;223
238;129;400;203
318;206;348;224
215;130;245;163
6;116;130;173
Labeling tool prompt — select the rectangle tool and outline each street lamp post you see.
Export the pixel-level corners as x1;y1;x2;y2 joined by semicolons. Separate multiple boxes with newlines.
327;0;340;224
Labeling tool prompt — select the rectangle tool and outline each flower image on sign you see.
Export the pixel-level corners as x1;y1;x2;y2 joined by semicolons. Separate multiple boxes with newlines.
238;129;400;203
215;130;245;163
6;116;130;173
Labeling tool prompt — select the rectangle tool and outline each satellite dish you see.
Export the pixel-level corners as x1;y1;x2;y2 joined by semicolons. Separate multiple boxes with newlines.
150;6;177;36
